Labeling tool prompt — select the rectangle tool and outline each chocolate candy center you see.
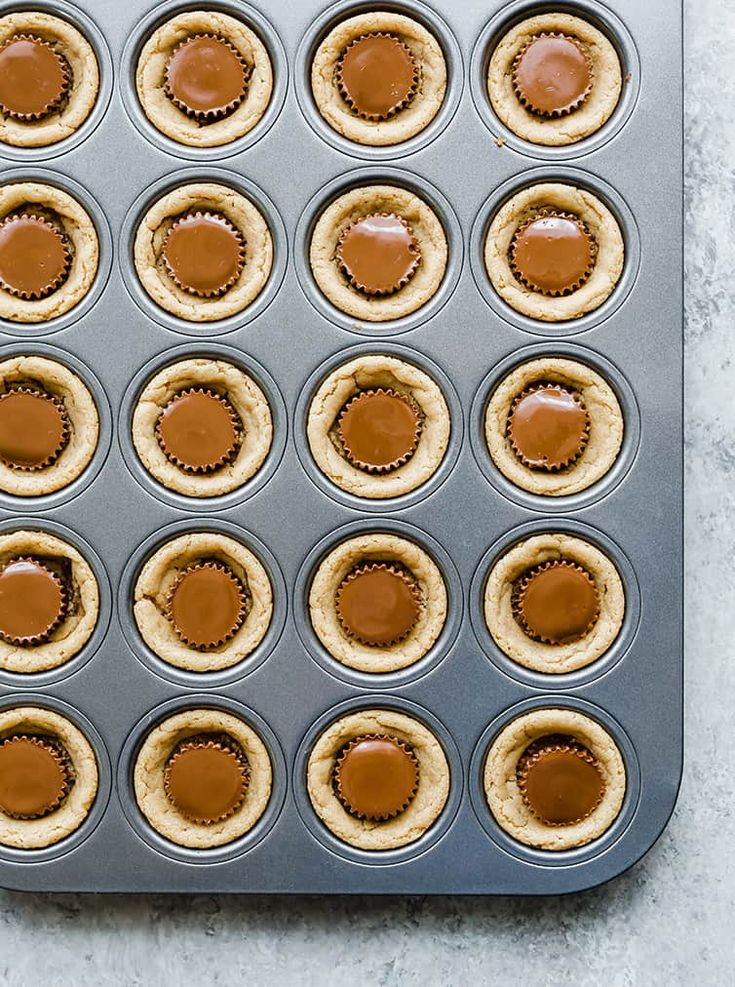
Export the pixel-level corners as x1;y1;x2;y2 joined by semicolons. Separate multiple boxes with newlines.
337;33;417;120
0;558;65;645
0;215;70;300
334;735;419;820
0;736;69;819
164;737;248;824
162;213;244;298
513;34;592;117
168;564;246;649
337;213;420;295
0;36;68;120
165;35;247;118
517;736;605;826
515;561;599;645
0;390;68;470
510;213;594;296
507;385;588;471
157;389;240;473
338;389;421;473
336;563;420;647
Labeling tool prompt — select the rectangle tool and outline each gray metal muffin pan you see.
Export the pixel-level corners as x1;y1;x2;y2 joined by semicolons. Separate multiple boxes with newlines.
0;0;682;893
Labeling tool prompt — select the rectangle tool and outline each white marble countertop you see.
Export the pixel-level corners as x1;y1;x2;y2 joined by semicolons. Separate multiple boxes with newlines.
0;1;730;983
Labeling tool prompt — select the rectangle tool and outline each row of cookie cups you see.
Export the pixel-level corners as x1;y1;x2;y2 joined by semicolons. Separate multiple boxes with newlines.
2;0;639;165
0;514;640;694
0;164;639;340
0;691;642;870
0;338;640;517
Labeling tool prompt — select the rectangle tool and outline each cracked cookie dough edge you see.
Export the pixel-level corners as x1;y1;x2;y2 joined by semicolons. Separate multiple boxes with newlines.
136;10;273;148
0;706;98;849
485;356;624;496
0;354;100;497
310;184;447;322
483;707;626;850
311;11;447;146
134;709;272;848
484;182;624;322
133;182;273;323
131;357;273;498
483;533;625;673
0;12;100;148
0;529;99;673
307;354;451;499
307;708;450;850
488;13;622;147
133;531;273;673
0;182;99;324
309;532;447;673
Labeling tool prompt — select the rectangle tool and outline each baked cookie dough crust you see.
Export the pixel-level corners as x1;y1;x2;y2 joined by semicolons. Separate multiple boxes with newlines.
0;529;99;674
136;10;273;148
134;531;273;673
485;356;624;496
310;184;447;322
307;354;451;499
0;182;99;324
307;708;449;850
132;358;272;498
134;183;273;323
309;532;446;673
488;13;622;147
311;12;447;147
134;709;272;848
0;706;98;849
484;707;625;850
0;12;100;148
484;533;625;674
0;355;99;498
485;182;624;322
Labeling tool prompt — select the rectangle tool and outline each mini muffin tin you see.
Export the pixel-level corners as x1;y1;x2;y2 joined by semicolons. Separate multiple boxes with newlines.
0;0;682;893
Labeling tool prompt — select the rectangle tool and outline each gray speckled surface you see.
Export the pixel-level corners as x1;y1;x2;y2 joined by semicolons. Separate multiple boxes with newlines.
0;0;730;983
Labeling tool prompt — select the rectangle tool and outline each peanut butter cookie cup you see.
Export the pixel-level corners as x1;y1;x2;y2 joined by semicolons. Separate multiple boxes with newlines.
0;705;98;849
0;12;99;148
0;355;99;498
136;10;273;148
483;707;625;850
487;13;622;146
483;533;625;674
311;12;446;147
306;708;449;850
134;708;271;848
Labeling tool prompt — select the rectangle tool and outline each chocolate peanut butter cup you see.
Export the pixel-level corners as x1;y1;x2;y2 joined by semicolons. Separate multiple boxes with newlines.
164;733;249;825
512;33;593;118
333;734;419;821
0;387;70;471
336;33;419;121
337;212;421;296
167;561;248;650
512;560;600;645
337;388;422;474
0;734;72;820
0;34;71;122
0;557;67;646
510;210;596;297
164;34;250;122
0;213;71;301
507;383;589;472
161;211;245;299
156;387;242;474
516;734;605;826
336;562;421;648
